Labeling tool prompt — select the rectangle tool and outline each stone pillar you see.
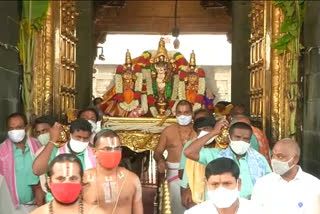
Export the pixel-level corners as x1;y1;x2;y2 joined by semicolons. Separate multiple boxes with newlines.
231;1;251;114
0;1;21;141
75;1;94;109
302;1;320;178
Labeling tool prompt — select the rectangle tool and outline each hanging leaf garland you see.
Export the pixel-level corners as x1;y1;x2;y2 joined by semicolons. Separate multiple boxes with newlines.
272;0;305;138
18;0;49;117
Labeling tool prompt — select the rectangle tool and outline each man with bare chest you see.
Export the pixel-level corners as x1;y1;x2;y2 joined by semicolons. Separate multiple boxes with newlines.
83;130;143;214
154;100;197;214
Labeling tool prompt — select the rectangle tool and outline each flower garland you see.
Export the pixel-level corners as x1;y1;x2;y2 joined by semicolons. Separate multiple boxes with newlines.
169;52;189;111
115;64;142;112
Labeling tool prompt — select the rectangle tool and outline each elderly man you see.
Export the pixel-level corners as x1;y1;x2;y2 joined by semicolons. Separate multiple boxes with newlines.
184;158;256;213
154;100;197;214
83;129;143;214
0;113;43;212
184;122;271;199
31;154;104;214
251;138;320;214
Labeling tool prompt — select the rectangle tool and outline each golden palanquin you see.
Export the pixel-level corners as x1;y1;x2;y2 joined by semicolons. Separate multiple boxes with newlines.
102;116;176;152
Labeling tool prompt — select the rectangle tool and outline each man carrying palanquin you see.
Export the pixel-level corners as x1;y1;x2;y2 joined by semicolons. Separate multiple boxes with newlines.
184;121;271;199
154;100;197;214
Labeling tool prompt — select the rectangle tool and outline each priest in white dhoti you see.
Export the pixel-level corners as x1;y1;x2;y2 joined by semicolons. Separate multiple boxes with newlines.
184;158;256;214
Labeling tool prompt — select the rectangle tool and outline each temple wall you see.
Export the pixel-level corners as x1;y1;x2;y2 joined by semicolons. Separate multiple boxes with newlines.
302;1;320;178
0;1;21;141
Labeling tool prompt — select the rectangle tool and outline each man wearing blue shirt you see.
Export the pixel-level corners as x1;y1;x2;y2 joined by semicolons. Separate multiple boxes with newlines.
184;121;271;199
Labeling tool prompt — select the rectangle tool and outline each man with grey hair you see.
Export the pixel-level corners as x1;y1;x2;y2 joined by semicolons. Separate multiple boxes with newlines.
230;115;271;165
251;138;320;214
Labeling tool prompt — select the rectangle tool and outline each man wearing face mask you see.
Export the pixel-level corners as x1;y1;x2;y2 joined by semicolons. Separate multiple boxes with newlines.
180;114;216;208
78;107;101;137
0;113;43;213
185;158;256;214
185;158;256;213
185;122;271;199
33;115;59;195
154;100;197;214
251;138;320;214
31;154;104;214
34;115;57;146
83;129;143;214
32;118;96;202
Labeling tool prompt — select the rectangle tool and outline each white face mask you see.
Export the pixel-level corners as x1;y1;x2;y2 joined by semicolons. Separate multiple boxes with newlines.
271;157;295;175
87;120;97;133
198;130;217;145
37;133;50;146
69;137;89;153
176;115;192;126
207;184;239;208
229;138;250;155
8;129;26;143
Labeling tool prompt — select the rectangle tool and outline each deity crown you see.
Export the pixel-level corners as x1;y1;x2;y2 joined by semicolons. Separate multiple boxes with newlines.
155;38;169;62
189;50;196;67
125;49;132;66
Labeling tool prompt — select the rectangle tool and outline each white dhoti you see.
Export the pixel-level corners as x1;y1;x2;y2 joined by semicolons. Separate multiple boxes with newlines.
167;162;185;214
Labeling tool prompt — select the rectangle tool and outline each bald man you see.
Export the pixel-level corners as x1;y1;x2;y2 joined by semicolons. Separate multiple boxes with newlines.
251;138;320;214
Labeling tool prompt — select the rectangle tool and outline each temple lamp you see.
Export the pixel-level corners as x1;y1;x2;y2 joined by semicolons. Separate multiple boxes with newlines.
97;46;105;61
172;0;180;49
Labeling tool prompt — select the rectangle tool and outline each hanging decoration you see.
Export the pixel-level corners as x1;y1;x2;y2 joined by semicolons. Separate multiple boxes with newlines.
272;0;305;138
18;0;49;118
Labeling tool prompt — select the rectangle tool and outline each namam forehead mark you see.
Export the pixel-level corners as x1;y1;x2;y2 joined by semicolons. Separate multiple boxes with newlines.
60;162;74;178
104;136;120;148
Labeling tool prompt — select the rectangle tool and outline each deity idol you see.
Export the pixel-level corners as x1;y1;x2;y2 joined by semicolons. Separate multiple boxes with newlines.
99;50;144;117
145;38;175;117
178;51;209;111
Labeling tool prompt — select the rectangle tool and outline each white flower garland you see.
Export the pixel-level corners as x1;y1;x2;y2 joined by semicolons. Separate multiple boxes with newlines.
141;94;148;113
198;76;206;96
119;100;139;112
115;74;123;94
144;68;159;117
171;74;180;101
134;72;143;92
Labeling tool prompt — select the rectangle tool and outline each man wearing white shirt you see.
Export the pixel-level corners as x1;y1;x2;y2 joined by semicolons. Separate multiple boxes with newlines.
185;157;256;214
251;138;320;214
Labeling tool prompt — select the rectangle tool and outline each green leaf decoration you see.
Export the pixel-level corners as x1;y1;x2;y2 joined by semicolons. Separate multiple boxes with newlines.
272;0;305;140
18;0;49;117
